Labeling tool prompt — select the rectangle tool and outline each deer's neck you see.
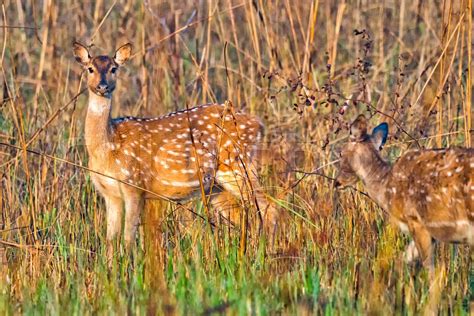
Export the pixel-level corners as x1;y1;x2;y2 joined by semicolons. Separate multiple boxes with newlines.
84;91;113;158
355;152;392;209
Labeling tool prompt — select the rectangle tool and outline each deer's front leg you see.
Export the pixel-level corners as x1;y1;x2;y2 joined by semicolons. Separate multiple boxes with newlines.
123;192;144;250
105;195;123;260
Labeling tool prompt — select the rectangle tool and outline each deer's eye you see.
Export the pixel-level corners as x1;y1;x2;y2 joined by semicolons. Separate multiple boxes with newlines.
88;67;94;74
110;67;117;74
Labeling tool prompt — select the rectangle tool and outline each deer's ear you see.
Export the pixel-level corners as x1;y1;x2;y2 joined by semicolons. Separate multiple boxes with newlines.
114;43;132;65
350;115;368;141
371;122;388;150
73;41;91;66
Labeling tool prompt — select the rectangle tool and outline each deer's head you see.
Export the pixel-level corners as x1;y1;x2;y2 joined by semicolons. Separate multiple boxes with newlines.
334;115;389;189
73;42;132;98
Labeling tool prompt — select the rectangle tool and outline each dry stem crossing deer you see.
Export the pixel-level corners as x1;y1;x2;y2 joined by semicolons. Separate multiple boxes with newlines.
73;42;277;256
335;115;473;272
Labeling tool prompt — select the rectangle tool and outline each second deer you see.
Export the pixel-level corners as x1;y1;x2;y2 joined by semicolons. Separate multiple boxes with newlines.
73;42;277;256
335;115;473;273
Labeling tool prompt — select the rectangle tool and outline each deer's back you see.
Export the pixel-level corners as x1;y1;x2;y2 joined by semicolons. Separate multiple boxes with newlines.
387;147;474;243
104;103;264;200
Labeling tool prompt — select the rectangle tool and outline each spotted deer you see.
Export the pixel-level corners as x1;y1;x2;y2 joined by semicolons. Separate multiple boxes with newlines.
73;42;277;256
335;115;473;272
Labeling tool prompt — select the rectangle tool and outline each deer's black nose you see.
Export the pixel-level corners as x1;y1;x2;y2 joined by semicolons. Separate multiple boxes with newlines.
97;83;108;93
334;180;341;188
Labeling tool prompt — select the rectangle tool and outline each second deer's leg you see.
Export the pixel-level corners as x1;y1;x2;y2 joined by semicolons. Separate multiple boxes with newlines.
408;220;434;274
123;190;144;250
403;240;420;264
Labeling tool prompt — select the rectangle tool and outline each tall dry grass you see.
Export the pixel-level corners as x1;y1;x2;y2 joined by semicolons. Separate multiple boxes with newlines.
0;0;472;314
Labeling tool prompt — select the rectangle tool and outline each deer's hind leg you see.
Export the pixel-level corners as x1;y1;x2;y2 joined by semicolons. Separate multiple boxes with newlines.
215;165;277;236
209;189;241;226
408;220;434;275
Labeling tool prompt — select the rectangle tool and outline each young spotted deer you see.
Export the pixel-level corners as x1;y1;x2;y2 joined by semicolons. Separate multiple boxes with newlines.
73;42;277;256
335;115;473;272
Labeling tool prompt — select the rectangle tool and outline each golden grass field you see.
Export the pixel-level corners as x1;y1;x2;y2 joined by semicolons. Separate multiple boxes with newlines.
0;0;473;314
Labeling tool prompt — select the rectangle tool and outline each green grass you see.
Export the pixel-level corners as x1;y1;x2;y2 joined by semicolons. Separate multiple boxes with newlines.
1;200;470;314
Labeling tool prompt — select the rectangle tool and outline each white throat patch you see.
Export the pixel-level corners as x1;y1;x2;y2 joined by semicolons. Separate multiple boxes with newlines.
88;93;111;115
